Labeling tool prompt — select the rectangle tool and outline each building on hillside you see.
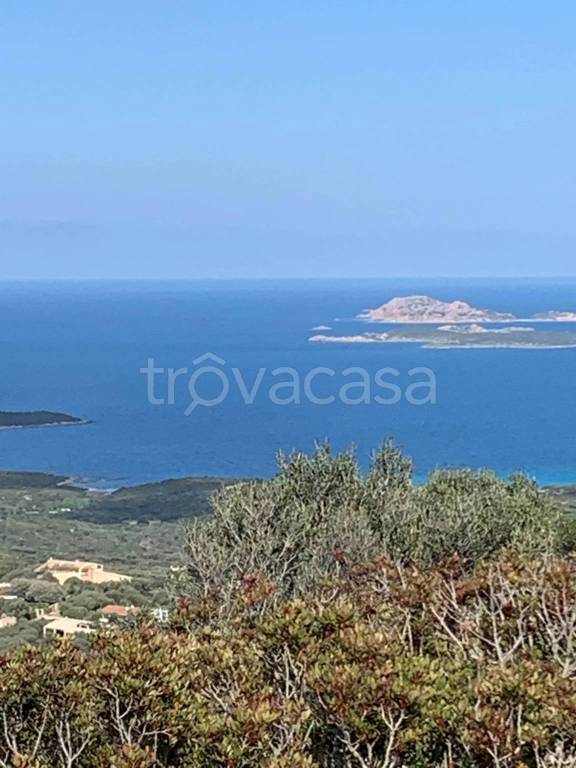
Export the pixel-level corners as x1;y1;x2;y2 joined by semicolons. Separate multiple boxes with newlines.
100;604;140;621
102;604;130;619
0;615;17;629
43;617;94;638
35;558;131;586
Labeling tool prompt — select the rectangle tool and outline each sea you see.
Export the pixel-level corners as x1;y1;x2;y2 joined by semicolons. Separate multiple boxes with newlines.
1;278;575;489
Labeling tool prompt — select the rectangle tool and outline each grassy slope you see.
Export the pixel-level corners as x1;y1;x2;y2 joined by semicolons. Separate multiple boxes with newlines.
0;472;239;578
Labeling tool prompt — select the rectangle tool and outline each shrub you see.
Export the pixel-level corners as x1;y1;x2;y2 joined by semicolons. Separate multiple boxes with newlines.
0;446;572;766
1;552;576;766
182;443;561;614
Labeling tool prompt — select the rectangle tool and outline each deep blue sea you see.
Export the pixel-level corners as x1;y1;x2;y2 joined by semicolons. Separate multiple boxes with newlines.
1;279;576;488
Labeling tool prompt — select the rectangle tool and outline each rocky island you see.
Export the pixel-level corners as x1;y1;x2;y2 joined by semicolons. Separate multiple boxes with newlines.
534;310;576;322
0;411;88;430
358;295;576;324
309;295;576;348
359;295;515;323
310;294;576;349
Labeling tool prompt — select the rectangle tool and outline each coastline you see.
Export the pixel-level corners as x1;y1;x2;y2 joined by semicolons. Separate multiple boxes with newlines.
0;418;91;432
1;468;575;493
425;343;576;350
310;335;576;350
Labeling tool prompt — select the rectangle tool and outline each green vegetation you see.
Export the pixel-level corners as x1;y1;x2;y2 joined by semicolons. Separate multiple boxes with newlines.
0;472;235;652
1;444;576;766
0;473;238;581
0;573;169;654
384;325;576;348
183;443;560;613
316;326;576;348
70;476;238;524
0;504;185;578
0;471;73;490
0;479;87;519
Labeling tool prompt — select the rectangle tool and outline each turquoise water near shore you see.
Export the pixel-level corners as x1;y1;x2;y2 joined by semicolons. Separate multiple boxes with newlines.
1;278;575;488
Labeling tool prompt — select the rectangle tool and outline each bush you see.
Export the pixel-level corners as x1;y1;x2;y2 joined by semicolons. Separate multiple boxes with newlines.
25;580;63;605
182;443;561;613
0;446;572;766
2;552;576;766
0;618;42;654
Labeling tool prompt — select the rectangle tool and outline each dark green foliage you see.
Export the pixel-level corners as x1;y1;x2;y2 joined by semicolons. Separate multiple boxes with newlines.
0;618;42;654
558;514;576;554
69;476;239;524
24;580;63;605
0;410;84;428
0;471;72;490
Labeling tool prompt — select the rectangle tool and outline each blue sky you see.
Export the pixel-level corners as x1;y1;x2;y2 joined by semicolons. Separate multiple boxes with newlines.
1;1;575;278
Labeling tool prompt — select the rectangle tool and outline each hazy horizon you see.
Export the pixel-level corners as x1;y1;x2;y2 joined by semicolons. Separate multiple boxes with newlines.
2;1;576;279
3;275;576;282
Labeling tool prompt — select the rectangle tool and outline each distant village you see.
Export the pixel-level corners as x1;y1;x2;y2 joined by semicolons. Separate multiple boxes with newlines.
0;557;169;646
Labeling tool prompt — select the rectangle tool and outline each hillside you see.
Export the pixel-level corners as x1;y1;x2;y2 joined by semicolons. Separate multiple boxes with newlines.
0;472;240;578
